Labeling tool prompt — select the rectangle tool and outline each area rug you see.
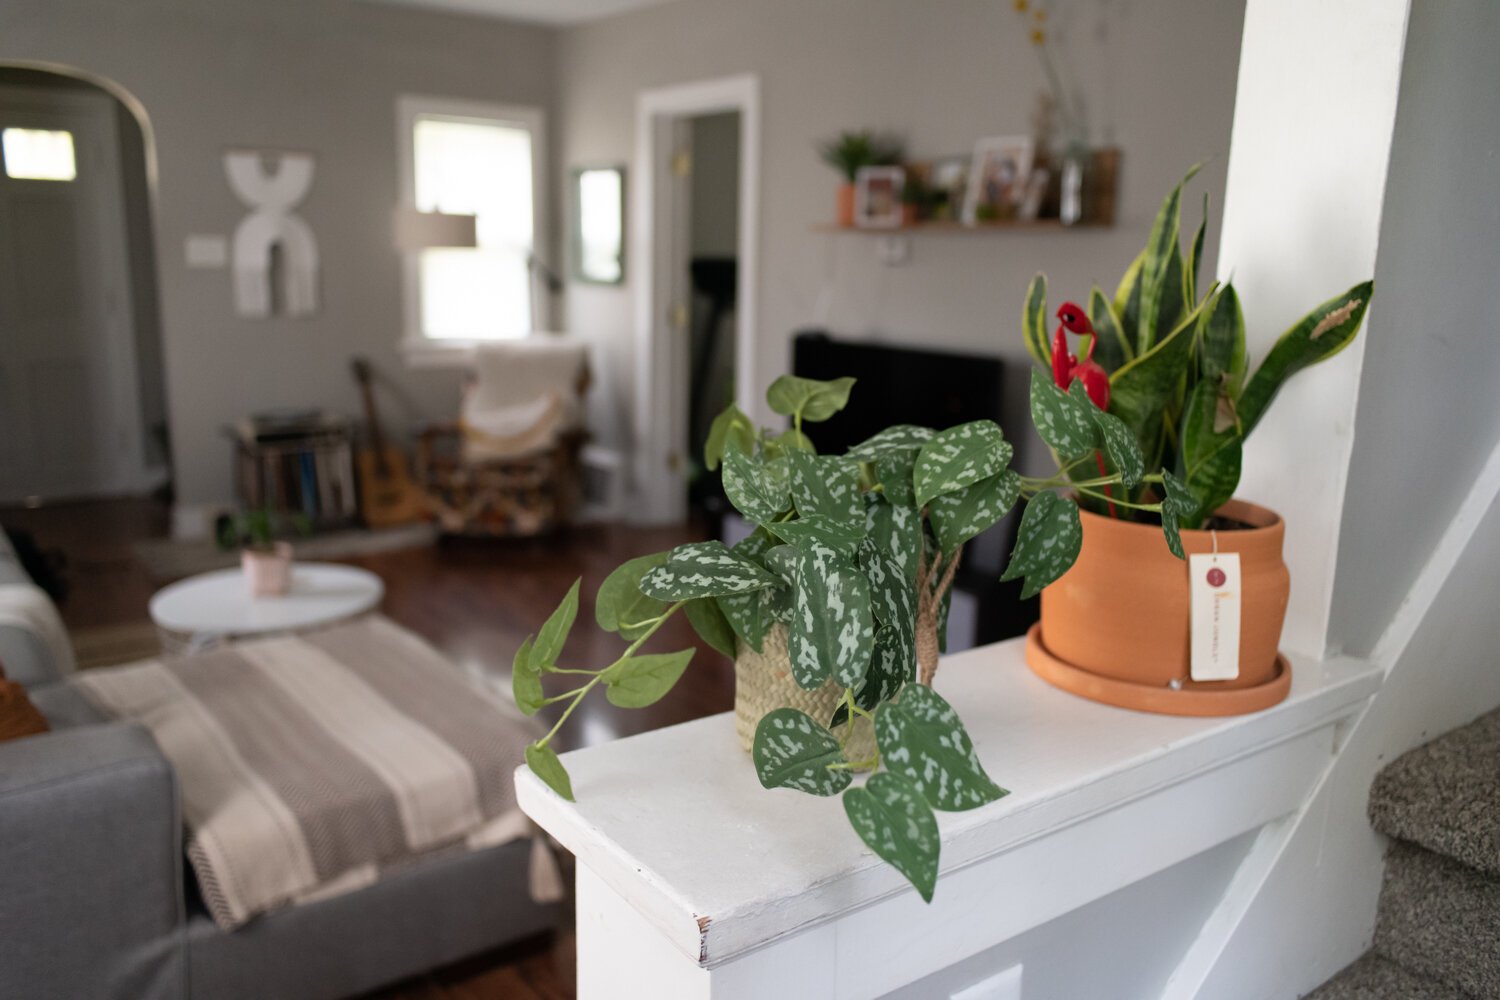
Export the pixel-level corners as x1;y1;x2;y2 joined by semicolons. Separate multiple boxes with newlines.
132;522;437;583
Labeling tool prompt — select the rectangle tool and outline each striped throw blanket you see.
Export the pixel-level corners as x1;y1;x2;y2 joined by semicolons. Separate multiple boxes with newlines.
74;615;549;929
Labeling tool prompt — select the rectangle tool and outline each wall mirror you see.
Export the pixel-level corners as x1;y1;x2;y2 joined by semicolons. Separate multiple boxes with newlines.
570;165;625;285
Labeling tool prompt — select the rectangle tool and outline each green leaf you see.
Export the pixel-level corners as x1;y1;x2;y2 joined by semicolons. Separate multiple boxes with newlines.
1000;492;1084;600
1159;470;1199;559
929;471;1021;554
641;541;780;600
684;598;737;658
1088;285;1133;372
1198;284;1247;392
1022;272;1052;369
752;708;853;797
531;579;581;670
766;375;857;423
864;501;922;586
718;590;769;653
844;772;941;903
790;541;874;689
874;451;917;507
525;743;574;801
1180;379;1243;526
511;636;543;716
936;582;953;654
1237;281;1373;436
1185;192;1208;307
1029;368;1099;462
1137;164;1200;354
765;514;865;554
875;685;1007;812
595;552;670;640
789;451;863;521
1114;249;1145;346
1090;407;1145;489
704;403;756;471
913;421;1009;507
1108;299;1206;460
602;649;694;708
763;543;798;586
863;550;916;637
846;425;936;459
722;444;788;523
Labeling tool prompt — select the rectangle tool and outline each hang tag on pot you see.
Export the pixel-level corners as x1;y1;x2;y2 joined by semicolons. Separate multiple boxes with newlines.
1189;552;1241;682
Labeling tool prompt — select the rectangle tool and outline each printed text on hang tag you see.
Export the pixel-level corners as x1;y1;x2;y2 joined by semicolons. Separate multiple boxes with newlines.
1189;552;1241;682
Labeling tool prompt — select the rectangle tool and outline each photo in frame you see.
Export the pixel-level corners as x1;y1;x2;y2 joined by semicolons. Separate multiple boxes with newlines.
854;165;906;229
963;136;1034;224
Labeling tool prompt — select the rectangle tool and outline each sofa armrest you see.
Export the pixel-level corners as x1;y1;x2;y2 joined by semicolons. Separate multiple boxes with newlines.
0;723;186;1000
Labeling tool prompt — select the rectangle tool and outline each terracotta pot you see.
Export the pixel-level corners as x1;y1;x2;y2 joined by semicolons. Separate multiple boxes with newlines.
901;203;919;227
1028;498;1292;716
242;541;294;597
836;183;856;228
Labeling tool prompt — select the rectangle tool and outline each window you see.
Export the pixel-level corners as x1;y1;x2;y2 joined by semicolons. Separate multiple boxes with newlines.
2;128;77;181
398;98;544;347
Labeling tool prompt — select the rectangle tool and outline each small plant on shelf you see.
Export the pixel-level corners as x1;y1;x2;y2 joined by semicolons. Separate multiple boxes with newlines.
817;130;904;184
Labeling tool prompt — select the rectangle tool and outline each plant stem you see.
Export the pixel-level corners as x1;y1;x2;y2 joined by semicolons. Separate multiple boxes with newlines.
1073;486;1161;512
537;599;687;748
547;667;601;676
827;754;880;772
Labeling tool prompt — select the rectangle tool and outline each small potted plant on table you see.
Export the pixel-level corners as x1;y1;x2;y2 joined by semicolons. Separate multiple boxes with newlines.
216;508;309;597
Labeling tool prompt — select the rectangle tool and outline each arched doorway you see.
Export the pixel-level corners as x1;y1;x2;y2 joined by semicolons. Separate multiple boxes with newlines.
0;65;167;504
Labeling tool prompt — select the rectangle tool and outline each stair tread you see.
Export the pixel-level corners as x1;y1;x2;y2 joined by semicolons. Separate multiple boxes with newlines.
1374;842;1500;999
1304;953;1470;1000
1369;707;1500;876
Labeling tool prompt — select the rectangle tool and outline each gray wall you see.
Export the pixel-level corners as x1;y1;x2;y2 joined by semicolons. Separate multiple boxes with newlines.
1329;0;1500;656
557;0;1246;471
0;0;556;507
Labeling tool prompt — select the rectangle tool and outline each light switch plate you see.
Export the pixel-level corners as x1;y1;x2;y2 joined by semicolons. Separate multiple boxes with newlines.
950;963;1023;1000
185;234;229;269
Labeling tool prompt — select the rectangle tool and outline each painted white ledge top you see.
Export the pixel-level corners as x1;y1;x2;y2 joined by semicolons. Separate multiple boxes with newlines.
515;637;1380;968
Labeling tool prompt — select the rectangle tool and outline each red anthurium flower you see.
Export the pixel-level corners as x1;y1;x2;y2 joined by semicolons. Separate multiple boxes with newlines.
1051;302;1110;409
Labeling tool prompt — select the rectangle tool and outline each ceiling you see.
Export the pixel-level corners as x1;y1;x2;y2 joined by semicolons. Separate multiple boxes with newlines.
362;0;680;26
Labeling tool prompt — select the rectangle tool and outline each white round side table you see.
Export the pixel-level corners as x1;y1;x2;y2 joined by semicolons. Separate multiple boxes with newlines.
149;562;384;654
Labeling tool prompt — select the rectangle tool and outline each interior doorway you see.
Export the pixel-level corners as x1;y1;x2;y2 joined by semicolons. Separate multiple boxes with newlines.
0;68;166;505
632;75;759;526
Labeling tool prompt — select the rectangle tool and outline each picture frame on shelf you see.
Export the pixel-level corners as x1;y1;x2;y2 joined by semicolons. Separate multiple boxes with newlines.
854;165;905;229
963;135;1034;224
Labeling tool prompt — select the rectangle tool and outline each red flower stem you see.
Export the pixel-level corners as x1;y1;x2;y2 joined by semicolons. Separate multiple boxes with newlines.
1094;451;1117;518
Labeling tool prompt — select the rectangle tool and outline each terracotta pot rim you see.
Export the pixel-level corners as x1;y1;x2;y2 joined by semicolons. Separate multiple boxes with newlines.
1077;496;1283;537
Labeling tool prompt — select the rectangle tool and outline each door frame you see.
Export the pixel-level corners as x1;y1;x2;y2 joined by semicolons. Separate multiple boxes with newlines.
632;74;760;525
0;81;150;501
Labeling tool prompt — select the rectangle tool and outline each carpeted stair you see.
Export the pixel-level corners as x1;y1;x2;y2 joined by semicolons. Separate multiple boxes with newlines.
1307;708;1500;999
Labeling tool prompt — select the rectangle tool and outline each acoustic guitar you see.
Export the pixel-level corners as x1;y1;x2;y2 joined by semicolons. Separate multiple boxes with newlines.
350;357;427;527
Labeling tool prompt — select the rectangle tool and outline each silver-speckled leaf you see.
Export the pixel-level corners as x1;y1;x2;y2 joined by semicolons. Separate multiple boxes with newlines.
722;444;789;524
1159;470;1199;560
763;544;797;586
789;450;863;521
928;471;1021;555
999;492;1083;600
846;425;937;460
874;451;917;507
753;707;853;797
863;502;922;586
843;772;940;902
641;541;780;600
875;685;1007;812
1029;368;1099;462
766;514;865;555
914;421;1009;507
1090;405;1145;489
864;623;914;705
791;541;874;689
717;589;769;653
863;550;916;639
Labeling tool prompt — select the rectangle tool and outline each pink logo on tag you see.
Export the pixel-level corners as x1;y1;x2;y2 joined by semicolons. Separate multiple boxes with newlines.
1206;567;1227;588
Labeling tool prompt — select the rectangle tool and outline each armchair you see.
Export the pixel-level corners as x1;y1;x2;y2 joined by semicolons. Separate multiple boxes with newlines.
417;338;591;537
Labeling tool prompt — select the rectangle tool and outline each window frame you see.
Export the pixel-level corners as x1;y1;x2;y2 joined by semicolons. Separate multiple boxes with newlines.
395;95;548;365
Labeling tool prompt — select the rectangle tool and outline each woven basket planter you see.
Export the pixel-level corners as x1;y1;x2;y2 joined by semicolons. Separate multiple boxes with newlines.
733;623;876;762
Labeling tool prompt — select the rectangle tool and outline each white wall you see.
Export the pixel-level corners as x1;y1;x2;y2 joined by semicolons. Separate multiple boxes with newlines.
0;0;556;508
556;0;1247;473
1329;0;1500;657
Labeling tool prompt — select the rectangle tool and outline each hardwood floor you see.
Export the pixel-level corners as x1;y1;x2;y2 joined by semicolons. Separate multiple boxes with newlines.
0;498;724;999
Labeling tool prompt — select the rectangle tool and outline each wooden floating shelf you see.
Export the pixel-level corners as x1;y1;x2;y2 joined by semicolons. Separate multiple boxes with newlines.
812;219;1109;234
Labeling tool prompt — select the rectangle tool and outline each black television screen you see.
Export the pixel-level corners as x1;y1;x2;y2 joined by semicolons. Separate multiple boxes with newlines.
790;331;1006;453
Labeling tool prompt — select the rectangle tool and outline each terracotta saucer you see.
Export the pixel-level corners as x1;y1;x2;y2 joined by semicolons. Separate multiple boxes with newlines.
1024;624;1292;717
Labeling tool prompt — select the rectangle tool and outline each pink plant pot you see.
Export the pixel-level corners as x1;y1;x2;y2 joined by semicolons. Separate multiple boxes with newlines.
242;542;294;597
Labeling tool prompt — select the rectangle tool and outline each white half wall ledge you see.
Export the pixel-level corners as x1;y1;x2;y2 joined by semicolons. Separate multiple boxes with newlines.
1214;0;1413;659
516;639;1381;999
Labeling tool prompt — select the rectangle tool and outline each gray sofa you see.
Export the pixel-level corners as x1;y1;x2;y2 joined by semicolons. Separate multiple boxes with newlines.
0;529;560;1000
